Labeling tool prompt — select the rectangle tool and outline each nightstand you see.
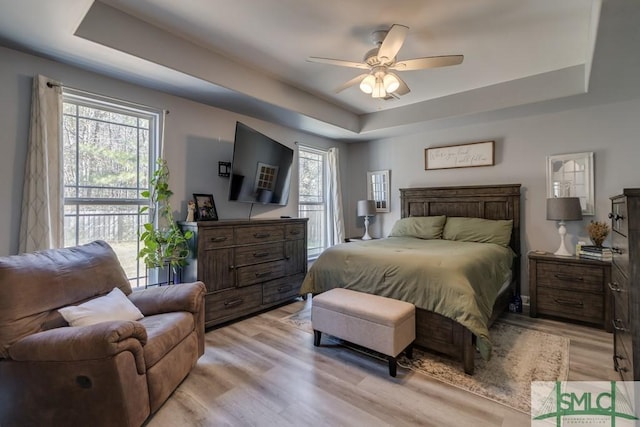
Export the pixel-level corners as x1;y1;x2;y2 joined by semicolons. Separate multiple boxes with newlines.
528;251;612;331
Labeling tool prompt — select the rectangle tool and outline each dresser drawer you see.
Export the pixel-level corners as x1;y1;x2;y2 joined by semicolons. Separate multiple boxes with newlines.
536;261;604;294
285;223;305;240
236;260;285;287
614;345;634;381
234;242;284;266
204;285;262;322
235;225;284;245
537;287;603;324
611;198;628;236
612;230;629;276
262;274;304;304
613;292;630;340
200;227;234;249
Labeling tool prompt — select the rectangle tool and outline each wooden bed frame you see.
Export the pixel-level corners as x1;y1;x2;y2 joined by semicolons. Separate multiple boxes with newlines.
399;184;521;374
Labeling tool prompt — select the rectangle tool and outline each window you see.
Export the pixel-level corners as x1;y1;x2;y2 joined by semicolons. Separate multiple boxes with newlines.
298;146;327;259
62;91;159;287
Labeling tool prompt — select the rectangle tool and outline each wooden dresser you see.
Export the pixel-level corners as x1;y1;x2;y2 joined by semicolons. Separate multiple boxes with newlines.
610;189;640;380
180;218;308;327
528;251;611;331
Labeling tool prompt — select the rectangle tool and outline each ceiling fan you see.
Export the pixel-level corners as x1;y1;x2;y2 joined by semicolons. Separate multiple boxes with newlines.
307;24;463;99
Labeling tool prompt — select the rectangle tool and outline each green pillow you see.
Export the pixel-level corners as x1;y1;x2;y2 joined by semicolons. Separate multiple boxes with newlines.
443;217;513;247
388;216;447;239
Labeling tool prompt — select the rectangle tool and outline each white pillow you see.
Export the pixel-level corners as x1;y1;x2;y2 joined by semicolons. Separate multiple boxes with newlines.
58;287;144;327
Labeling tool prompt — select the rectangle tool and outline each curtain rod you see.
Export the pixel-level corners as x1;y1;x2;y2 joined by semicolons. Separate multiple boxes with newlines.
46;81;169;114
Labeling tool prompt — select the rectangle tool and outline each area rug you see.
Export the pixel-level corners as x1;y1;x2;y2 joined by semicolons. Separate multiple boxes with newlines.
280;310;570;413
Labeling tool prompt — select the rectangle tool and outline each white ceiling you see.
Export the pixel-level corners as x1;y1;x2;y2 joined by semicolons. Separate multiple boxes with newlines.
0;0;600;141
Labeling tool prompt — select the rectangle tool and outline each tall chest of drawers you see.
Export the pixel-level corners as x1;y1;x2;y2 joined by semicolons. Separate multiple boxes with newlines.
610;189;640;380
180;218;308;327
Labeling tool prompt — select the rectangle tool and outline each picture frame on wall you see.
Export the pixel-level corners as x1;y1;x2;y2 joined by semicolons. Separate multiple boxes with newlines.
425;140;495;170
193;193;218;221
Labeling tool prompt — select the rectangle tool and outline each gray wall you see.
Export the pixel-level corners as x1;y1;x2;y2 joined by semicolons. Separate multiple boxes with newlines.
0;45;346;256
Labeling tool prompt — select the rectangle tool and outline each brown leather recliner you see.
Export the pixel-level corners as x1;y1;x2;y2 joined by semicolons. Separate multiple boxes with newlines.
0;240;206;427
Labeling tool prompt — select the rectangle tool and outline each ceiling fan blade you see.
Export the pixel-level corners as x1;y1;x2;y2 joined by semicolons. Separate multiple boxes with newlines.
391;55;464;71
377;24;409;64
307;57;370;70
335;73;369;93
389;72;410;96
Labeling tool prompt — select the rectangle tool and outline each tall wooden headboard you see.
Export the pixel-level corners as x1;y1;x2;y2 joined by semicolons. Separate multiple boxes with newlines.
400;184;522;293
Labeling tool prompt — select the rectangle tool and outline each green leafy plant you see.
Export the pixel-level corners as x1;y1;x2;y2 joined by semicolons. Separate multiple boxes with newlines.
138;158;193;275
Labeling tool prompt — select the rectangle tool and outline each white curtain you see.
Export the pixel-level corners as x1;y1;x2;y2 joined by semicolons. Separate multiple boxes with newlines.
327;147;345;245
19;75;63;253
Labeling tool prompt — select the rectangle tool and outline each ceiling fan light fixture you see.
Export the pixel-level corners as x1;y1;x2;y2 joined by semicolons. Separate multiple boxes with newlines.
383;73;400;93
372;78;386;98
359;74;375;94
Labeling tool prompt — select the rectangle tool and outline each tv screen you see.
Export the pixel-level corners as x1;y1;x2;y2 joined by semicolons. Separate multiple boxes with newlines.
228;122;294;206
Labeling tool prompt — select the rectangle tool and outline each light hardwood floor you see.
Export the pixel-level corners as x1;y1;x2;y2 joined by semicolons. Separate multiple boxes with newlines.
147;299;617;427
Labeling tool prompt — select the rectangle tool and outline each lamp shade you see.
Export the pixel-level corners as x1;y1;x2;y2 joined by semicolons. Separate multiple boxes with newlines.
357;200;376;217
546;197;583;221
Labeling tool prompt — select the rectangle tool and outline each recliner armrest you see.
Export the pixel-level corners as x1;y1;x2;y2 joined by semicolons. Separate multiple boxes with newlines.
8;320;148;374
128;281;205;316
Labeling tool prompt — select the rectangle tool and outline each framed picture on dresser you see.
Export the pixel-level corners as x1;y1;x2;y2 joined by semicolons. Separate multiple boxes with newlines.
193;193;218;221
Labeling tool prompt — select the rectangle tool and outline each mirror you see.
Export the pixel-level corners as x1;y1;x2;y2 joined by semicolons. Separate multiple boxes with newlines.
546;152;594;215
367;170;390;213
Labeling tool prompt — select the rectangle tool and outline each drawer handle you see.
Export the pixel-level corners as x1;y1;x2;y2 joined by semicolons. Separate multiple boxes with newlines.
554;274;583;282
608;212;624;221
253;252;270;258
229;265;235;270
289;230;301;235
255;271;273;278
553;298;583;307
277;285;292;293
614;354;628;373
210;236;228;242
608;282;621;292
612;319;628;332
224;298;244;308
611;247;623;255
254;233;271;239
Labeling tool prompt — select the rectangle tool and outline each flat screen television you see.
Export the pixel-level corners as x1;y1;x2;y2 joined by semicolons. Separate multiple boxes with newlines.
228;122;294;206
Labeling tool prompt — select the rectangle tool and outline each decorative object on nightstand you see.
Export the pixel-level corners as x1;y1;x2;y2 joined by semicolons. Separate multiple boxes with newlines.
357;199;376;240
528;251;611;331
586;220;610;247
546;197;583;256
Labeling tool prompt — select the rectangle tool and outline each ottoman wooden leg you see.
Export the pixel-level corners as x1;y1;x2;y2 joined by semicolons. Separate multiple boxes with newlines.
313;330;322;346
388;356;397;377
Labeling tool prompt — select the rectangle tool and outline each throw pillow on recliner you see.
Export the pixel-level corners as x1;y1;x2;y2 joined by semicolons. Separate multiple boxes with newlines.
58;287;144;327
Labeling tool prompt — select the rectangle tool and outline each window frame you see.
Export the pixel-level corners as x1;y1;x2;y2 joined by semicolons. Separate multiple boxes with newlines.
61;90;161;287
297;145;328;260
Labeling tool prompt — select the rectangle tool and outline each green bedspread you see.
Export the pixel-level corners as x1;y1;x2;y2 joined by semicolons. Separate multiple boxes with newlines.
300;237;515;360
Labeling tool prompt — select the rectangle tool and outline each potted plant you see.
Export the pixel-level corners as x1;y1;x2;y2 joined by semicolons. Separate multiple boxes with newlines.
586;220;610;247
138;158;193;285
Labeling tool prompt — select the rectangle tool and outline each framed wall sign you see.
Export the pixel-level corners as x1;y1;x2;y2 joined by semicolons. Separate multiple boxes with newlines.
367;170;390;213
425;141;495;170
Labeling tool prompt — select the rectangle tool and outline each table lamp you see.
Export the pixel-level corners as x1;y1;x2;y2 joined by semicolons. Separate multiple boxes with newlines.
546;197;583;256
357;200;376;240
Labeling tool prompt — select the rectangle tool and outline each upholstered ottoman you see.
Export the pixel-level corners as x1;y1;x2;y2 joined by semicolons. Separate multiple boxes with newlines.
311;288;415;377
